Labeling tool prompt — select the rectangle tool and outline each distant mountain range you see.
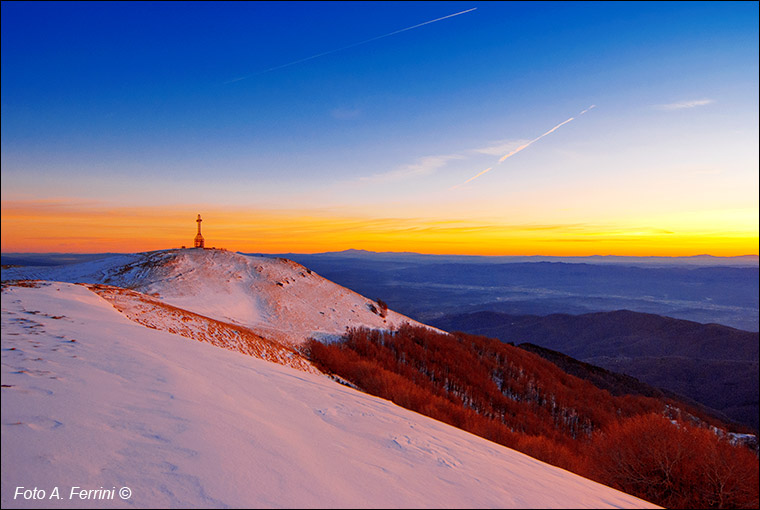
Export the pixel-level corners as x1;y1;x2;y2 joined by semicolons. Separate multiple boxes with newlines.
283;249;760;267
4;249;757;268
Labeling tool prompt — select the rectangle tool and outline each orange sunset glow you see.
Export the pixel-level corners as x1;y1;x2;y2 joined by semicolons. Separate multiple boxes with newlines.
2;201;756;256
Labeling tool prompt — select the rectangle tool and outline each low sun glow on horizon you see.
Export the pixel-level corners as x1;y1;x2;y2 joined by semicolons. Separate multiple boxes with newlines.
1;201;757;256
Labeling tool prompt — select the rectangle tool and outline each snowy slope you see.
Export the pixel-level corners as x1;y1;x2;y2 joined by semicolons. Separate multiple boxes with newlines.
84;283;318;374
1;282;658;509
2;249;430;346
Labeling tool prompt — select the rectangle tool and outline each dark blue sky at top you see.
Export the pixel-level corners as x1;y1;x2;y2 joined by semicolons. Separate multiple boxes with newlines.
3;2;754;137
1;1;757;208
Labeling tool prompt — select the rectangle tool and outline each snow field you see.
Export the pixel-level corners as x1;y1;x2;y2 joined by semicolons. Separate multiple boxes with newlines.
1;282;658;508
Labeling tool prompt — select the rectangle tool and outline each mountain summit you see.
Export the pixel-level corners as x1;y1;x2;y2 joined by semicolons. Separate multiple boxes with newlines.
2;248;427;346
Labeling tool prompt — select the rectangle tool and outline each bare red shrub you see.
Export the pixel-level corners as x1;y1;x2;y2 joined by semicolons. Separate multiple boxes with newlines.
588;413;759;509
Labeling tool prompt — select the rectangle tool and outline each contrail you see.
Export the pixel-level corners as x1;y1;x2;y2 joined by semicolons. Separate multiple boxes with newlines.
225;8;477;83
493;116;575;163
453;105;596;189
459;167;494;186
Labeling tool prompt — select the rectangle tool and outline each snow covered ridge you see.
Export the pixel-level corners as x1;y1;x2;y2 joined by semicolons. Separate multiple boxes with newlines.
1;281;659;508
1;248;435;346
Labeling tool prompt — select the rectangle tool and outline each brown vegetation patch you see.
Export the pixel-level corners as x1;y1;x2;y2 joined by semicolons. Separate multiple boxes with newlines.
304;324;759;509
1;280;50;290
84;283;318;374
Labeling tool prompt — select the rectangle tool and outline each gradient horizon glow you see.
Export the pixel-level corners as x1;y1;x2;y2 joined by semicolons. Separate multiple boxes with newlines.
2;1;758;256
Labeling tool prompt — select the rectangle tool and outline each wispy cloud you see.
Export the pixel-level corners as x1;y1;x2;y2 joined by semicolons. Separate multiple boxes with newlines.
656;99;714;110
360;154;464;184
451;105;596;189
473;139;532;157
351;105;597;189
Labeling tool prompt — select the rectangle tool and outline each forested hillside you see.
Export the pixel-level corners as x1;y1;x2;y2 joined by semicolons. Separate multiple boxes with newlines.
305;325;759;509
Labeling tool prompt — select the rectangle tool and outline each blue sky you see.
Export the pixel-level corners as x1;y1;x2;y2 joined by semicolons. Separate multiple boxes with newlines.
2;1;758;254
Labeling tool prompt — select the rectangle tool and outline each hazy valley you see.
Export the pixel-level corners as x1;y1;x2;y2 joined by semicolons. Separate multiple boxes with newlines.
274;250;759;332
